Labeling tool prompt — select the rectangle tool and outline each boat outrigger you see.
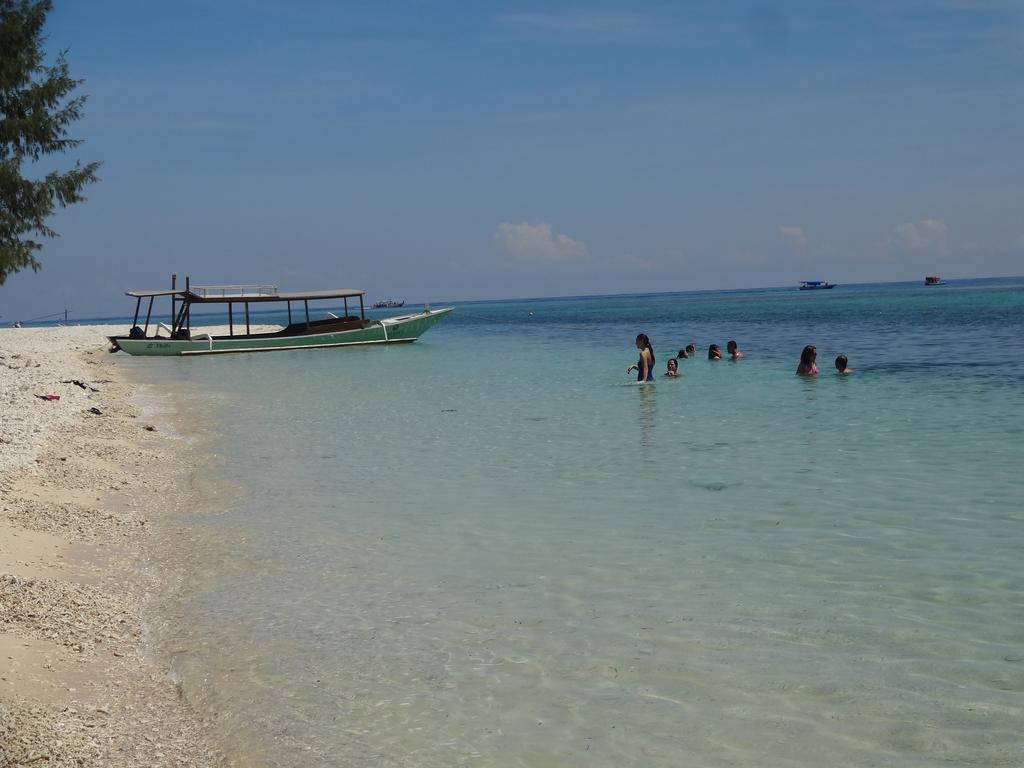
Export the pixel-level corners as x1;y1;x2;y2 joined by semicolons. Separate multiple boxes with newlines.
108;277;451;356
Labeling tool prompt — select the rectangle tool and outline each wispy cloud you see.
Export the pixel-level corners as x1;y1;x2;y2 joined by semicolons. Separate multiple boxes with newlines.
779;225;808;247
862;0;1023;52
894;218;948;252
495;222;587;262
496;12;657;42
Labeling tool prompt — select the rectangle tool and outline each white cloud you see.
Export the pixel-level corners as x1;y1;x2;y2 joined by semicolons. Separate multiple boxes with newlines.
779;225;808;247
495;222;587;262
894;218;948;252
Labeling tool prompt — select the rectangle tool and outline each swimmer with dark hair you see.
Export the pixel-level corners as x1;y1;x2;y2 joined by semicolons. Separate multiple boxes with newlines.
708;344;721;360
835;354;852;374
626;333;655;382
665;358;681;377
727;340;743;360
796;345;818;376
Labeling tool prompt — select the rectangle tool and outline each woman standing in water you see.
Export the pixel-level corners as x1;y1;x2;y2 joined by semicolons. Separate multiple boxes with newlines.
627;333;656;382
796;345;819;376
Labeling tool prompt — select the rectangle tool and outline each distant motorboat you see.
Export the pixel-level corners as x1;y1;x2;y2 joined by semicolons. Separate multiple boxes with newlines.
925;275;945;286
798;281;835;290
372;299;405;309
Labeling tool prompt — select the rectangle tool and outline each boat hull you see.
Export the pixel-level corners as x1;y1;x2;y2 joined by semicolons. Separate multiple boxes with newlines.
110;308;451;356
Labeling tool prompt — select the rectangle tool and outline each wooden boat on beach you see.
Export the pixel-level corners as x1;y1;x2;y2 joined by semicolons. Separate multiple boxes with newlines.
108;278;451;356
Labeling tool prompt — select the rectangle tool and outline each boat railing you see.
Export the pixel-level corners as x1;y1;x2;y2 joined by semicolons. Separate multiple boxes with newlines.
190;284;279;299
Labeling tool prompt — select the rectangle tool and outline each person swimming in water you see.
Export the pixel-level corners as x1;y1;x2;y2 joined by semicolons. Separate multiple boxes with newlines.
727;340;743;360
708;344;721;360
835;354;852;374
677;348;689;359
665;358;680;377
796;345;818;376
627;333;656;382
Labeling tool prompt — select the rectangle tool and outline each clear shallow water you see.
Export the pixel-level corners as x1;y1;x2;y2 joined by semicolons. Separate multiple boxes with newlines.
124;279;1024;767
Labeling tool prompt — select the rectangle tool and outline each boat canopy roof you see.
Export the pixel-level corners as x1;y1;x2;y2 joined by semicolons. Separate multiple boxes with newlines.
126;286;366;302
126;289;183;298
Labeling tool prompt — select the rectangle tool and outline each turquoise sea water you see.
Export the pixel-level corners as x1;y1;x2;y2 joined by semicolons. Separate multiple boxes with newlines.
124;279;1024;767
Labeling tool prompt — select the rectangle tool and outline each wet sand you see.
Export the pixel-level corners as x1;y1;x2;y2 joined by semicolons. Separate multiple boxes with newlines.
1;326;216;766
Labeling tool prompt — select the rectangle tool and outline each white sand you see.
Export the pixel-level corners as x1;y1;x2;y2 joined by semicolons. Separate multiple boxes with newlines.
0;325;121;475
0;326;217;766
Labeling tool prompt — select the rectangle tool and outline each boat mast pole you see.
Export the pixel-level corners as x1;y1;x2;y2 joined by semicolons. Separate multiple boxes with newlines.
170;274;176;329
184;276;191;334
228;303;234;336
144;296;154;335
131;297;141;328
304;300;310;328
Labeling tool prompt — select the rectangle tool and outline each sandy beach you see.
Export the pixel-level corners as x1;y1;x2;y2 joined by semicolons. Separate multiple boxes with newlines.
0;326;216;767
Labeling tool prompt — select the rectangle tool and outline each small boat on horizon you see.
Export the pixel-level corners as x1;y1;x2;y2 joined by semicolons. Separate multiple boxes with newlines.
372;299;405;309
925;275;945;286
798;281;835;290
108;278;450;356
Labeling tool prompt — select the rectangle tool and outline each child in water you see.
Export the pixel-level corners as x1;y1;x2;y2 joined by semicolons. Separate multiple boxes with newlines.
665;358;681;377
796;345;818;376
835;354;852;374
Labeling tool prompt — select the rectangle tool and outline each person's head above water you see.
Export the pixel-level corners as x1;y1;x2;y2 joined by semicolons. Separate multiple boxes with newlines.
727;340;738;353
633;333;655;368
677;348;688;359
686;343;696;355
708;344;721;360
835;354;850;373
796;345;818;375
666;358;678;373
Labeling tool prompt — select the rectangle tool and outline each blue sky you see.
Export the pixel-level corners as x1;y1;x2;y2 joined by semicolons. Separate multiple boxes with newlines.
3;0;1022;320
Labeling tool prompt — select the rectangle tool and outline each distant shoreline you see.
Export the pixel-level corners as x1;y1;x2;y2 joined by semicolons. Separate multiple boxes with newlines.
8;273;1023;329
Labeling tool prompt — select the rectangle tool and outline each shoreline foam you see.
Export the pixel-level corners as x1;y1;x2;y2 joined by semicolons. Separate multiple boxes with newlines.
1;326;216;766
